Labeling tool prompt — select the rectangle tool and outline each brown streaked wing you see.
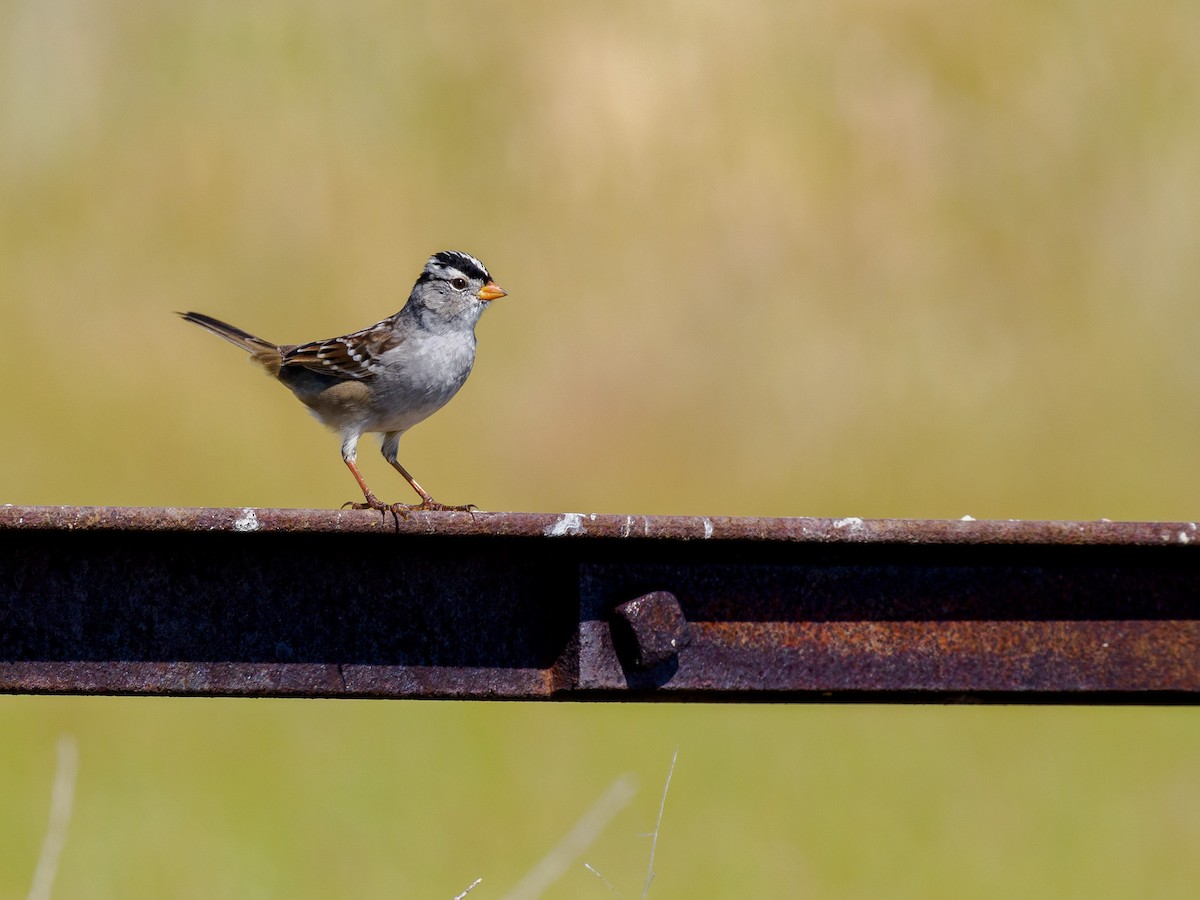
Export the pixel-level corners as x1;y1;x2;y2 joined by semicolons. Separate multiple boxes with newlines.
279;321;403;379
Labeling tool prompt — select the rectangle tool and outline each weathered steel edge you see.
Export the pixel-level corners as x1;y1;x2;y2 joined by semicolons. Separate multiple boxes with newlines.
4;504;1200;703
3;505;1198;546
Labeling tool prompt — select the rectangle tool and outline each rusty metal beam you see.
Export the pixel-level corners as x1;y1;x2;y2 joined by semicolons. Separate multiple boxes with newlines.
1;506;1197;702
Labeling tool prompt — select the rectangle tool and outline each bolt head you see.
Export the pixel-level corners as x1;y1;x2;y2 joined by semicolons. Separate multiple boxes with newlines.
612;591;691;670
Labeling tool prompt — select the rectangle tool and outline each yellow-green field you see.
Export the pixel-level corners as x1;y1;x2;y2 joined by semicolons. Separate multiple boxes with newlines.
3;2;1199;896
4;701;1200;898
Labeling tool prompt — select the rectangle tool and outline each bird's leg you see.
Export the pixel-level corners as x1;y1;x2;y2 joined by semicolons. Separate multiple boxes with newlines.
388;459;477;513
341;456;389;511
339;436;396;519
381;432;476;513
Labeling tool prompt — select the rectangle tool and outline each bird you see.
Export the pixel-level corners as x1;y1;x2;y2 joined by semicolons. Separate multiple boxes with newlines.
179;250;507;513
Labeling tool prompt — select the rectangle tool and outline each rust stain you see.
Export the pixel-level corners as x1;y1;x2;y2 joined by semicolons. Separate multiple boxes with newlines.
1;506;1198;702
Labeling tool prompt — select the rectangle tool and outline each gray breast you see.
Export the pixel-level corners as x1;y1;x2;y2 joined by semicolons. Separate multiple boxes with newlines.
368;330;478;432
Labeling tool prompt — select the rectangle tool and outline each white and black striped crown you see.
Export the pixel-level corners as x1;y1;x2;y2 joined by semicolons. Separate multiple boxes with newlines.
419;250;491;285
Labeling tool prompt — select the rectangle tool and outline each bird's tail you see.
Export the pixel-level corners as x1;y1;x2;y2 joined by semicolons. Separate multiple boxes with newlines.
178;311;283;374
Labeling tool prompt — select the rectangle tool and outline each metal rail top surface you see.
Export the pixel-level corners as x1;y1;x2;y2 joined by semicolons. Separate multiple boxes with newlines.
2;505;1198;703
4;504;1198;544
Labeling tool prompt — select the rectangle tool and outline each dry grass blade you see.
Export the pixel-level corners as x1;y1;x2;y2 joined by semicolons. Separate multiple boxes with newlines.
503;774;637;900
641;749;678;900
27;736;79;900
453;876;483;899
583;862;622;897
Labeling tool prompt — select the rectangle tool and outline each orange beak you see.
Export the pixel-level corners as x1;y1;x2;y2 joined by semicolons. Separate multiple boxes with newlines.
478;281;507;302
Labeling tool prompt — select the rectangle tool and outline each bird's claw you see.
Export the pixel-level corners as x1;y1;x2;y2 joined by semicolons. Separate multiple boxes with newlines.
412;499;478;515
424;501;477;513
342;494;407;527
342;497;478;522
342;496;388;512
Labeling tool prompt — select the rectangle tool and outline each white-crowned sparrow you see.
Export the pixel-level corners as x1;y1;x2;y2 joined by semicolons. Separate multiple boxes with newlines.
179;250;506;512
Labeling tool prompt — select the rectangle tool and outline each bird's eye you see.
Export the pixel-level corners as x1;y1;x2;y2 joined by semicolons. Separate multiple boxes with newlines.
451;277;468;290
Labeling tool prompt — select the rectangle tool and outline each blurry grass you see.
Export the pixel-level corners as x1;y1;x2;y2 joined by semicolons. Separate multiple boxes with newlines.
3;2;1200;898
2;0;1198;518
3;699;1200;899
26;735;77;900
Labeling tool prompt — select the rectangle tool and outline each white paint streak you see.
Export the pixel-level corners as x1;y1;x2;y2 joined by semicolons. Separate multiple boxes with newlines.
233;508;260;532
544;512;588;537
702;518;714;539
832;517;864;530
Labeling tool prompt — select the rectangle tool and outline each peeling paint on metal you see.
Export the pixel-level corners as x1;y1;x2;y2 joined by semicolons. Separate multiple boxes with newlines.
544;512;590;537
233;508;260;532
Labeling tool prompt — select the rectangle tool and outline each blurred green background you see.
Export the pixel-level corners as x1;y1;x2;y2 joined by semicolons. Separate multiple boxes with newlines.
2;1;1200;896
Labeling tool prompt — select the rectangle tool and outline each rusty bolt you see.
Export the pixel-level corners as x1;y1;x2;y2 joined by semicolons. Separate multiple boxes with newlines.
611;591;691;670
